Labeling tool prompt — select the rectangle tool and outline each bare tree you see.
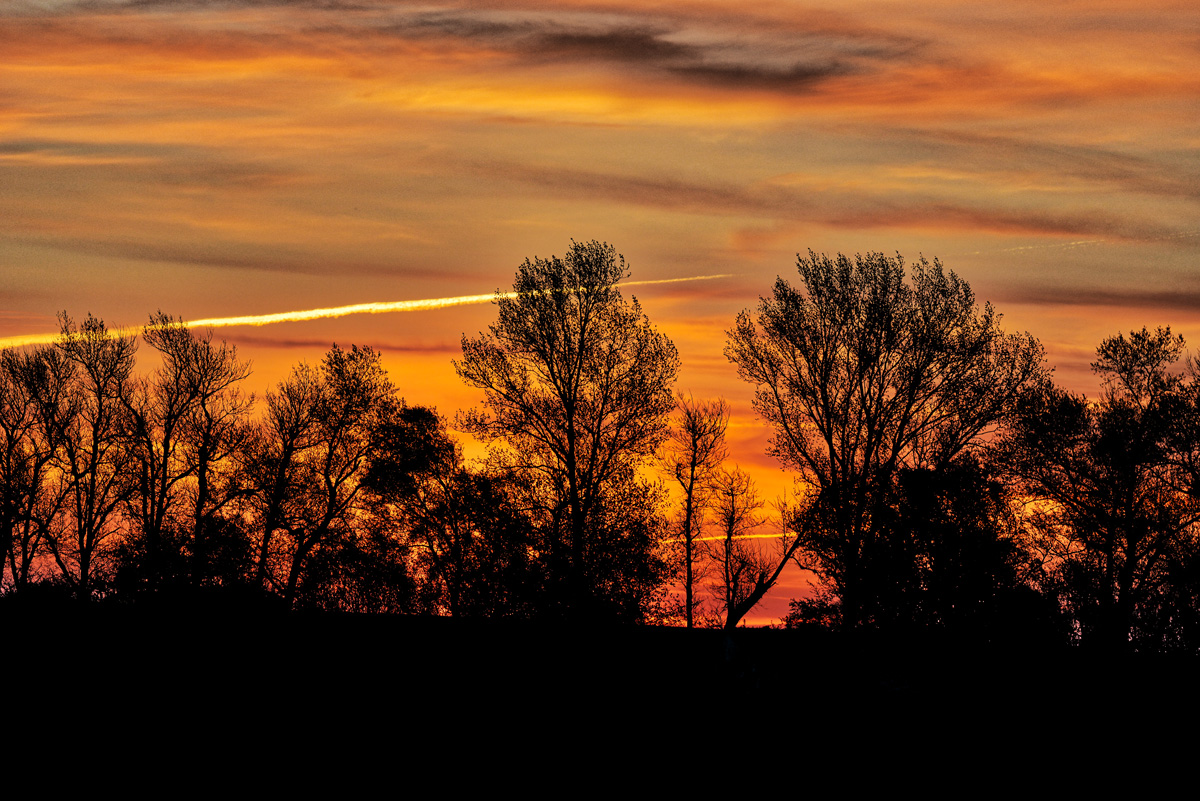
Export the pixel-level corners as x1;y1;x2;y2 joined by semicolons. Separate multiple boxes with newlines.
122;314;196;570
252;345;397;606
659;393;728;628
183;362;255;586
1000;327;1200;649
455;240;679;618
0;346;74;590
253;362;322;591
726;251;1046;628
704;466;801;629
50;313;138;600
118;313;254;588
363;407;534;617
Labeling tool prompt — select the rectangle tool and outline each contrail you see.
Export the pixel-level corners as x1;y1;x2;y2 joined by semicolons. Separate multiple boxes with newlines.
955;228;1200;258
956;239;1107;257
0;273;732;349
694;533;793;542
660;532;795;546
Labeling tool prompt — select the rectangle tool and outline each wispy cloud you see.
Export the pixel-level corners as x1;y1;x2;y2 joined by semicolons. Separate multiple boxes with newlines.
996;286;1200;311
471;160;1190;243
2;2;912;95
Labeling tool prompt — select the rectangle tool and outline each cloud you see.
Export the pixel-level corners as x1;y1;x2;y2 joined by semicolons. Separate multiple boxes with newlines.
881;128;1200;202
468;160;768;216
395;8;908;93
0;139;301;188
3;232;374;276
995;286;1200;311
33;3;907;95
46;0;374;11
668;61;850;92
531;27;692;63
470;159;1188;243
823;201;1180;241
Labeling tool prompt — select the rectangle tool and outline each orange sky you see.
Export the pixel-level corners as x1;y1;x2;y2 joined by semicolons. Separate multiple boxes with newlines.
3;0;1199;623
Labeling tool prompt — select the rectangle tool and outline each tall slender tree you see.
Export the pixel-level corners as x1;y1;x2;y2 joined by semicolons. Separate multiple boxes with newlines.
0;346;74;590
660;393;728;628
51;313;138;600
120;314;253;585
705;465;773;629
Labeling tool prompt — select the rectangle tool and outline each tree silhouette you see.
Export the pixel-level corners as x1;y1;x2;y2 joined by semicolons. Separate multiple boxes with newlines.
120;313;253;590
705;465;773;629
252;360;322;591
178;325;255;587
0;346;73;591
871;458;1057;638
1000;327;1200;649
659;393;728;628
455;240;679;619
50;313;138;600
726;251;1046;629
251;345;399;606
362;406;535;617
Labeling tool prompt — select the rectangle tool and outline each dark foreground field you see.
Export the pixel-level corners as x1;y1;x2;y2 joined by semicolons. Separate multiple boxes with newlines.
7;601;1199;730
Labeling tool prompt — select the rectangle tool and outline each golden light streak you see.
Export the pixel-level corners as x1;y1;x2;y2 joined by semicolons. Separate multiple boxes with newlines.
0;274;732;350
661;532;796;544
694;533;794;542
0;325;149;350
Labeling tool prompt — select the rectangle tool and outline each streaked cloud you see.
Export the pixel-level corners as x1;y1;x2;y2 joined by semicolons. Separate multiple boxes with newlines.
997;286;1200;311
470;159;1192;243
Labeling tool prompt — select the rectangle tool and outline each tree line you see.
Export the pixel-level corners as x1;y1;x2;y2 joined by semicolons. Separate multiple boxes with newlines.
5;242;1200;652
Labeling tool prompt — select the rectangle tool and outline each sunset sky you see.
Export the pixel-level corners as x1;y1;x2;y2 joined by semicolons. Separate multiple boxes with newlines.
3;0;1199;622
